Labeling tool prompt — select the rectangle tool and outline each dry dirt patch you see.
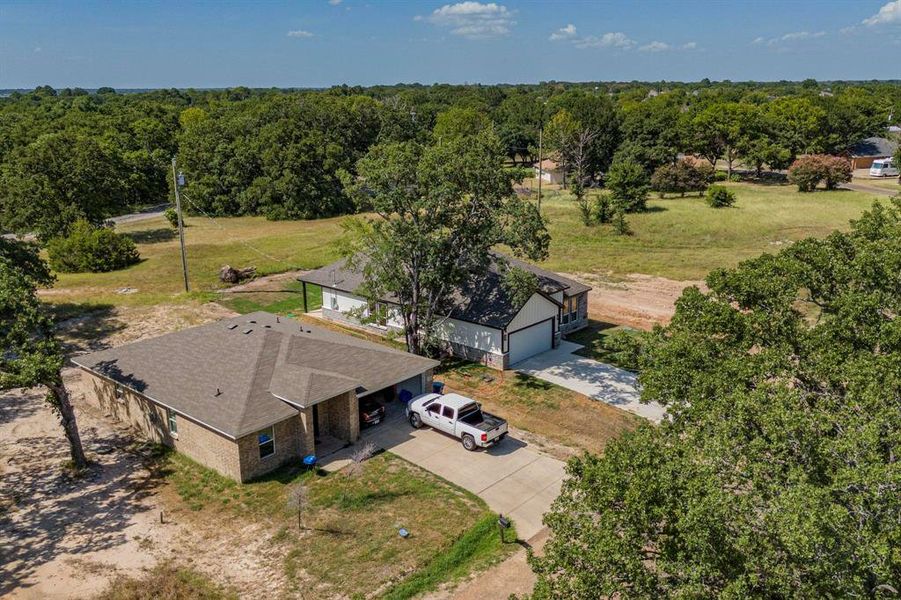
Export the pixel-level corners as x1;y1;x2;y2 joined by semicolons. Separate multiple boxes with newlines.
564;272;706;330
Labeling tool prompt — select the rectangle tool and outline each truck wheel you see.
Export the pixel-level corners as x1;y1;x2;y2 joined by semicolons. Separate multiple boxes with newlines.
409;413;423;429
462;434;476;451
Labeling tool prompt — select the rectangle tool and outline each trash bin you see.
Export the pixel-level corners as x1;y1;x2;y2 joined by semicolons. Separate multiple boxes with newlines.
432;381;445;394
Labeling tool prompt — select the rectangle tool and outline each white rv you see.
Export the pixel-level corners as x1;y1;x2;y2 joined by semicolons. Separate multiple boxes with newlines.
869;158;899;178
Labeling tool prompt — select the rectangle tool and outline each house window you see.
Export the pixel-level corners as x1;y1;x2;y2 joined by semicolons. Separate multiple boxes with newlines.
258;426;275;459
562;296;578;325
167;409;178;436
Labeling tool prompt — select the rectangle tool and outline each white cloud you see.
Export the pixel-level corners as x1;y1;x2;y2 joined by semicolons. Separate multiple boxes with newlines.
639;41;670;52
328;0;342;4
752;30;826;46
549;23;577;41
575;31;635;49
682;41;697;50
287;29;314;38
422;2;515;38
863;0;901;25
33;46;42;53
779;30;825;41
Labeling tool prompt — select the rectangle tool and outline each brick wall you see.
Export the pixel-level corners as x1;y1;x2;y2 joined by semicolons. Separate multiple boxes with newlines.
82;370;246;480
442;339;506;370
314;391;360;444
236;415;308;482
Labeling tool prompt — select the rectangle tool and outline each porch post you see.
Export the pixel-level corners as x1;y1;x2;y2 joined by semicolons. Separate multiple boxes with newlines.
302;281;308;313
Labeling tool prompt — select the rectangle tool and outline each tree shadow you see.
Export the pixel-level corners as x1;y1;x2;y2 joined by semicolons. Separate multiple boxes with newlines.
512;373;553;391
52;304;123;354
125;228;176;244
0;414;169;596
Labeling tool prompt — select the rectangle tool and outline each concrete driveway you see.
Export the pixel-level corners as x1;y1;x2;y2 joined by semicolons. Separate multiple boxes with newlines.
322;409;565;541
514;341;665;422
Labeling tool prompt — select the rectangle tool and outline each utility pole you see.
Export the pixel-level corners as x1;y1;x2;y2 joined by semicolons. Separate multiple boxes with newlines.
171;157;189;293
537;122;544;214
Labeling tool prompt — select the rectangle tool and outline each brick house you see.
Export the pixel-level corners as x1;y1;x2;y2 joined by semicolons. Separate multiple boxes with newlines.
73;312;437;482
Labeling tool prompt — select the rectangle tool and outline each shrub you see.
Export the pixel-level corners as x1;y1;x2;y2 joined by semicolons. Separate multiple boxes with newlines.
595;193;614;224
713;170;728;182
651;161;713;198
605;160;650;213
46;220;140;273
821;156;852;190
706;185;736;208
164;207;180;228
729;173;742;183
788;155;852;192
612;208;632;236
694;163;716;187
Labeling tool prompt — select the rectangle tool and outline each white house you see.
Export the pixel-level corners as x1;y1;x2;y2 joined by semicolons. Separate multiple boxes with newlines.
299;253;590;370
533;159;565;185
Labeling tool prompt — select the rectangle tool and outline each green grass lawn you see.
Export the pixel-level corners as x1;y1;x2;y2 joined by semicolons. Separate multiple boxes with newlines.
538;182;878;280
566;320;639;370
44;182;880;309
218;280;323;316
158;449;511;599
438;359;640;456
46;214;345;308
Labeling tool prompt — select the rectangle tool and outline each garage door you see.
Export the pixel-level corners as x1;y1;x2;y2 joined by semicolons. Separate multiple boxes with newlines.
508;319;553;366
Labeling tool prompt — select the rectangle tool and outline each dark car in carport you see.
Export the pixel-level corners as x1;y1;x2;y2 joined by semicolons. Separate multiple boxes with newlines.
359;396;386;427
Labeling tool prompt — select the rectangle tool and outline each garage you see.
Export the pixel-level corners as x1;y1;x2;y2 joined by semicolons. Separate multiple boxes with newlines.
507;319;553;366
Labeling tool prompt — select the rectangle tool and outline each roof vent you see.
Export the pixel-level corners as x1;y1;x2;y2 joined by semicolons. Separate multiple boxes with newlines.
214;388;222;397
248;319;257;324
276;316;280;323
227;324;238;330
264;325;272;329
243;328;253;334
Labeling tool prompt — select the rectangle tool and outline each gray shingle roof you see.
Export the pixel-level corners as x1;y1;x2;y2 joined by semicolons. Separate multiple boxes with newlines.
851;137;898;158
300;252;591;330
72;312;438;439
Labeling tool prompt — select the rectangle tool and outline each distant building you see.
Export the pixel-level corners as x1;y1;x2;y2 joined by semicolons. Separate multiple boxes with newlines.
849;137;899;170
534;159;565;184
888;125;901;134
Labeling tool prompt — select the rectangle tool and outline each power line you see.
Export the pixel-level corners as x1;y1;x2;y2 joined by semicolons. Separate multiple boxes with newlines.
178;191;296;269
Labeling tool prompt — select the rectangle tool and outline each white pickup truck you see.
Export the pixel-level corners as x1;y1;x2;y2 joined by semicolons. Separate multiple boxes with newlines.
406;392;508;451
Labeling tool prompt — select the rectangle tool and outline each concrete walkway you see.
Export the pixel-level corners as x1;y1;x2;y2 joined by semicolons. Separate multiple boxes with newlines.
514;341;665;422
321;410;565;540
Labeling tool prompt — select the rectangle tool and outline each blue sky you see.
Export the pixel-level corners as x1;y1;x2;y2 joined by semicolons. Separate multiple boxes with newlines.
1;0;899;88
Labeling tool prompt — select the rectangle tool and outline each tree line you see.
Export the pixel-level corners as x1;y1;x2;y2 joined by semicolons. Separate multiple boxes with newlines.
1;80;899;240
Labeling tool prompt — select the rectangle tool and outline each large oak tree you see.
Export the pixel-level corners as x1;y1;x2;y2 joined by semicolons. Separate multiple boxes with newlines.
531;199;901;598
343;129;549;356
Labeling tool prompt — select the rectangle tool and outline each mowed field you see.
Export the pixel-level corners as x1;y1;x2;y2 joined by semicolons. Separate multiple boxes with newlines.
44;182;882;307
539;182;880;280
